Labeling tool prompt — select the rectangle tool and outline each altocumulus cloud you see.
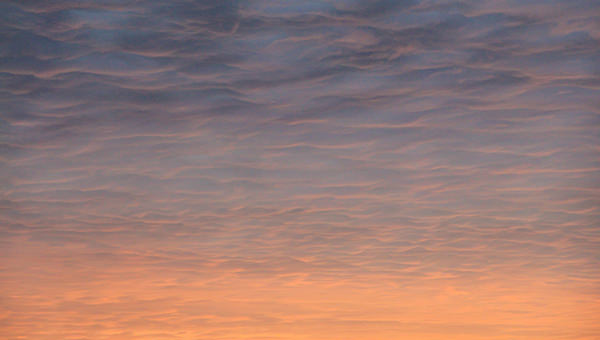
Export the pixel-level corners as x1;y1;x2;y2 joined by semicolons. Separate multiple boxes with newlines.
1;0;600;339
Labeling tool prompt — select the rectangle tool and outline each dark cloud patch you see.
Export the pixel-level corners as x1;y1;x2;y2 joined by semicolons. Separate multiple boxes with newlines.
458;70;531;92
334;0;419;18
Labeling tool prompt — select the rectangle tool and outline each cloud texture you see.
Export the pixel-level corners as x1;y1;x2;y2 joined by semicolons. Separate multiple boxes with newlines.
1;0;599;339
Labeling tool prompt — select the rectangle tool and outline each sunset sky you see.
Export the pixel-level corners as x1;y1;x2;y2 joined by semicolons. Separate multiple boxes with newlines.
1;0;599;339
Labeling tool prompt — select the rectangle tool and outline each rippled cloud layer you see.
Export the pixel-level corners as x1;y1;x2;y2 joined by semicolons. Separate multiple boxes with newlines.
1;0;599;339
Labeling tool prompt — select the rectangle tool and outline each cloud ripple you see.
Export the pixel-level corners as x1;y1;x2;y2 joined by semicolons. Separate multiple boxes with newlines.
1;0;599;339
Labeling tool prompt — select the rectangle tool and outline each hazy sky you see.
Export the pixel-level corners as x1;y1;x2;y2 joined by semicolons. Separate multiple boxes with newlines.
1;0;599;339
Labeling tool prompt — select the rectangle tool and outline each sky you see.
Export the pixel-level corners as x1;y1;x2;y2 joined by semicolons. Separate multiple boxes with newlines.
1;0;599;339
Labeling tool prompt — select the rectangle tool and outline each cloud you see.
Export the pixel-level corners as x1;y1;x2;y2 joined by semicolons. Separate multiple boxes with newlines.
1;0;599;339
